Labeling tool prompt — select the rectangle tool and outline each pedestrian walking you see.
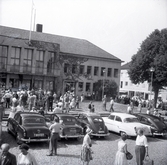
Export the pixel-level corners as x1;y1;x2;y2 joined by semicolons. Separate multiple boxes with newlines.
102;95;107;111
114;133;128;165
135;128;149;165
127;104;132;114
17;143;38;165
88;101;92;111
47;117;61;156
137;99;142;113
109;97;114;112
0;143;17;165
81;127;93;165
47;93;54;112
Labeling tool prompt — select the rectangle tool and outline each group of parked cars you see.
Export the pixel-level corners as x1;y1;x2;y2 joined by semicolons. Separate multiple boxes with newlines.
7;109;167;144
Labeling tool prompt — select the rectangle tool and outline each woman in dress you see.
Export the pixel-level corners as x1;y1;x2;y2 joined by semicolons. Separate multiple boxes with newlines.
135;128;148;165
81;127;93;165
114;133;128;165
17;143;38;165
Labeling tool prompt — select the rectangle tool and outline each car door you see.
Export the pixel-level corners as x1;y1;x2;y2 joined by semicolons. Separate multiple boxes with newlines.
8;113;19;135
103;114;115;132
77;114;89;128
113;116;123;133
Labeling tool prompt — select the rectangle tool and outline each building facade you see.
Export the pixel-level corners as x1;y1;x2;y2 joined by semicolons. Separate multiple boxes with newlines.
0;25;122;96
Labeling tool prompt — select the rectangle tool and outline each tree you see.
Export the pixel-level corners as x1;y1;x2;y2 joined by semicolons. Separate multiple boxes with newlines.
128;28;167;107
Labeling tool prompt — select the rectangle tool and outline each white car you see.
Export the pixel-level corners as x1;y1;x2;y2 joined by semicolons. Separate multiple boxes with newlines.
103;112;152;137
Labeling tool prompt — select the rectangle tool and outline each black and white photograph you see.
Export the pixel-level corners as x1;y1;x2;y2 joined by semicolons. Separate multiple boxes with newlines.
0;0;167;164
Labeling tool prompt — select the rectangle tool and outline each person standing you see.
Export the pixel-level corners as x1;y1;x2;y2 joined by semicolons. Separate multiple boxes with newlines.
127;104;132;114
0;143;17;165
109;97;114;112
47;117;61;156
81;127;93;165
47;93;54;112
114;133;128;165
102;95;107;111
17;143;38;165
135;128;149;165
137;99;142;113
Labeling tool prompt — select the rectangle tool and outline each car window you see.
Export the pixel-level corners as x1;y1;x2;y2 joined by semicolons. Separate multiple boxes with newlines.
61;116;77;125
23;117;46;126
92;117;103;123
140;117;151;125
108;115;115;120
115;116;122;122
124;117;139;123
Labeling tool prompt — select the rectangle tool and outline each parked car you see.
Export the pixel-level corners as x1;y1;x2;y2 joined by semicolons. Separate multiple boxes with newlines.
102;112;152;137
44;113;84;139
7;112;50;143
76;112;110;137
161;102;167;110
133;113;167;137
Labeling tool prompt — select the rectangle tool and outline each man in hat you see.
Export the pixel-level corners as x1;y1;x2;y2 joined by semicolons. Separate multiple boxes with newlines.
0;143;17;165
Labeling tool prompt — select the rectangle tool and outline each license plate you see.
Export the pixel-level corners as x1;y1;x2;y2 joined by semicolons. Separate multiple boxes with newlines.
98;131;105;133
70;129;76;133
34;133;44;137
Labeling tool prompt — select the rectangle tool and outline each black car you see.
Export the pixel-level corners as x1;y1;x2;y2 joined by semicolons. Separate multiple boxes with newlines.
7;112;50;143
76;112;110;137
133;113;167;137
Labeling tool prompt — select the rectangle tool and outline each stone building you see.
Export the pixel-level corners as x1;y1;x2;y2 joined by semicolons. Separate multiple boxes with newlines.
0;25;122;97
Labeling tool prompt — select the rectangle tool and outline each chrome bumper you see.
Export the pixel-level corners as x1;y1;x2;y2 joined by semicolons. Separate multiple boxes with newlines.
21;137;50;143
91;132;110;137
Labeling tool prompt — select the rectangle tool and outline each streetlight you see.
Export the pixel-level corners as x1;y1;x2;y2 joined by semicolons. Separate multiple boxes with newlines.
102;69;106;99
150;67;155;101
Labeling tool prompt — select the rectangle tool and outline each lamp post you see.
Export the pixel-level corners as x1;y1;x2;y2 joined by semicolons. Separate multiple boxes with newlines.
150;67;155;101
102;69;106;99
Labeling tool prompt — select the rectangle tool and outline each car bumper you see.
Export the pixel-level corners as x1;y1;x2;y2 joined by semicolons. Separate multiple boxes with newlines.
60;134;84;138
21;138;50;143
91;133;110;137
153;132;167;136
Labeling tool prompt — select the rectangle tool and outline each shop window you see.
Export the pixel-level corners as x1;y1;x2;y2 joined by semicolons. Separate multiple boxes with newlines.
64;63;69;73
47;52;55;74
87;66;92;75
120;81;123;88
34;80;43;90
107;68;112;77
101;67;106;76
78;82;83;91
94;66;99;76
36;50;44;74
125;82;128;86
72;64;77;74
79;65;84;74
23;48;33;73
114;69;119;78
0;46;8;70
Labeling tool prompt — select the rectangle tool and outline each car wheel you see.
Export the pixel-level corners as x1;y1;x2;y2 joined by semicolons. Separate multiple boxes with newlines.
162;130;167;138
120;131;127;137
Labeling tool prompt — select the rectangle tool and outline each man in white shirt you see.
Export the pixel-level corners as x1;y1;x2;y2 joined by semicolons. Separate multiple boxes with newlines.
47;118;61;156
109;97;114;112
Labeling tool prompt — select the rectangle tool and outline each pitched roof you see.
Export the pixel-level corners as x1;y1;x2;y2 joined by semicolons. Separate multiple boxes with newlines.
121;62;131;69
0;25;121;62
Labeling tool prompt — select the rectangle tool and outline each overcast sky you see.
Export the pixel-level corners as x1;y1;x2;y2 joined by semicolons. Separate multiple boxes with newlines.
0;0;167;64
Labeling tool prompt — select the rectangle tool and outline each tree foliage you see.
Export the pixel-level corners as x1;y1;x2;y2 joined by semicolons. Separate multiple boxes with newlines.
128;28;167;106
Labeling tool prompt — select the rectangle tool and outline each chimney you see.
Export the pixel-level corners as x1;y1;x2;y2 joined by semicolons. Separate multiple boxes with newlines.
36;24;43;32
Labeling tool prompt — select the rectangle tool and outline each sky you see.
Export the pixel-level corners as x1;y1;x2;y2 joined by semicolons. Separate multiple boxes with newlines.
0;0;167;64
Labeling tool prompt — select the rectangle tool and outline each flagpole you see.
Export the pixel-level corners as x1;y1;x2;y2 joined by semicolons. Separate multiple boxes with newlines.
33;8;36;31
29;0;34;42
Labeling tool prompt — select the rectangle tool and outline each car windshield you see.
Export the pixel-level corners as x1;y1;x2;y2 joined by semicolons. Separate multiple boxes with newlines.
23;117;46;126
61;116;77;125
124;117;140;123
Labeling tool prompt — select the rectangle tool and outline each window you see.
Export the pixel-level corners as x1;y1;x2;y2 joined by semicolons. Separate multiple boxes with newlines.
64;63;69;73
11;47;21;71
87;66;92;75
94;66;99;76
72;64;77;74
125;82;128;86
86;82;91;92
36;50;44;73
78;82;83;91
115;116;122;122
120;81;123;88
0;46;8;69
80;65;84;74
107;68;112;77
23;48;33;72
47;52;55;74
101;67;106;76
109;115;115;120
114;69;119;78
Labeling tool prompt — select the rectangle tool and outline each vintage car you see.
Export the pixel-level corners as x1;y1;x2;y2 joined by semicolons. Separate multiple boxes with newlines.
44;113;84;139
7;112;50;143
76;112;110;137
102;112;152;137
133;113;167;137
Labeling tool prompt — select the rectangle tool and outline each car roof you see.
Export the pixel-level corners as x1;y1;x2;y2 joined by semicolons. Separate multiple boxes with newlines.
110;112;137;119
134;113;161;120
17;112;44;118
45;112;76;118
78;112;101;117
